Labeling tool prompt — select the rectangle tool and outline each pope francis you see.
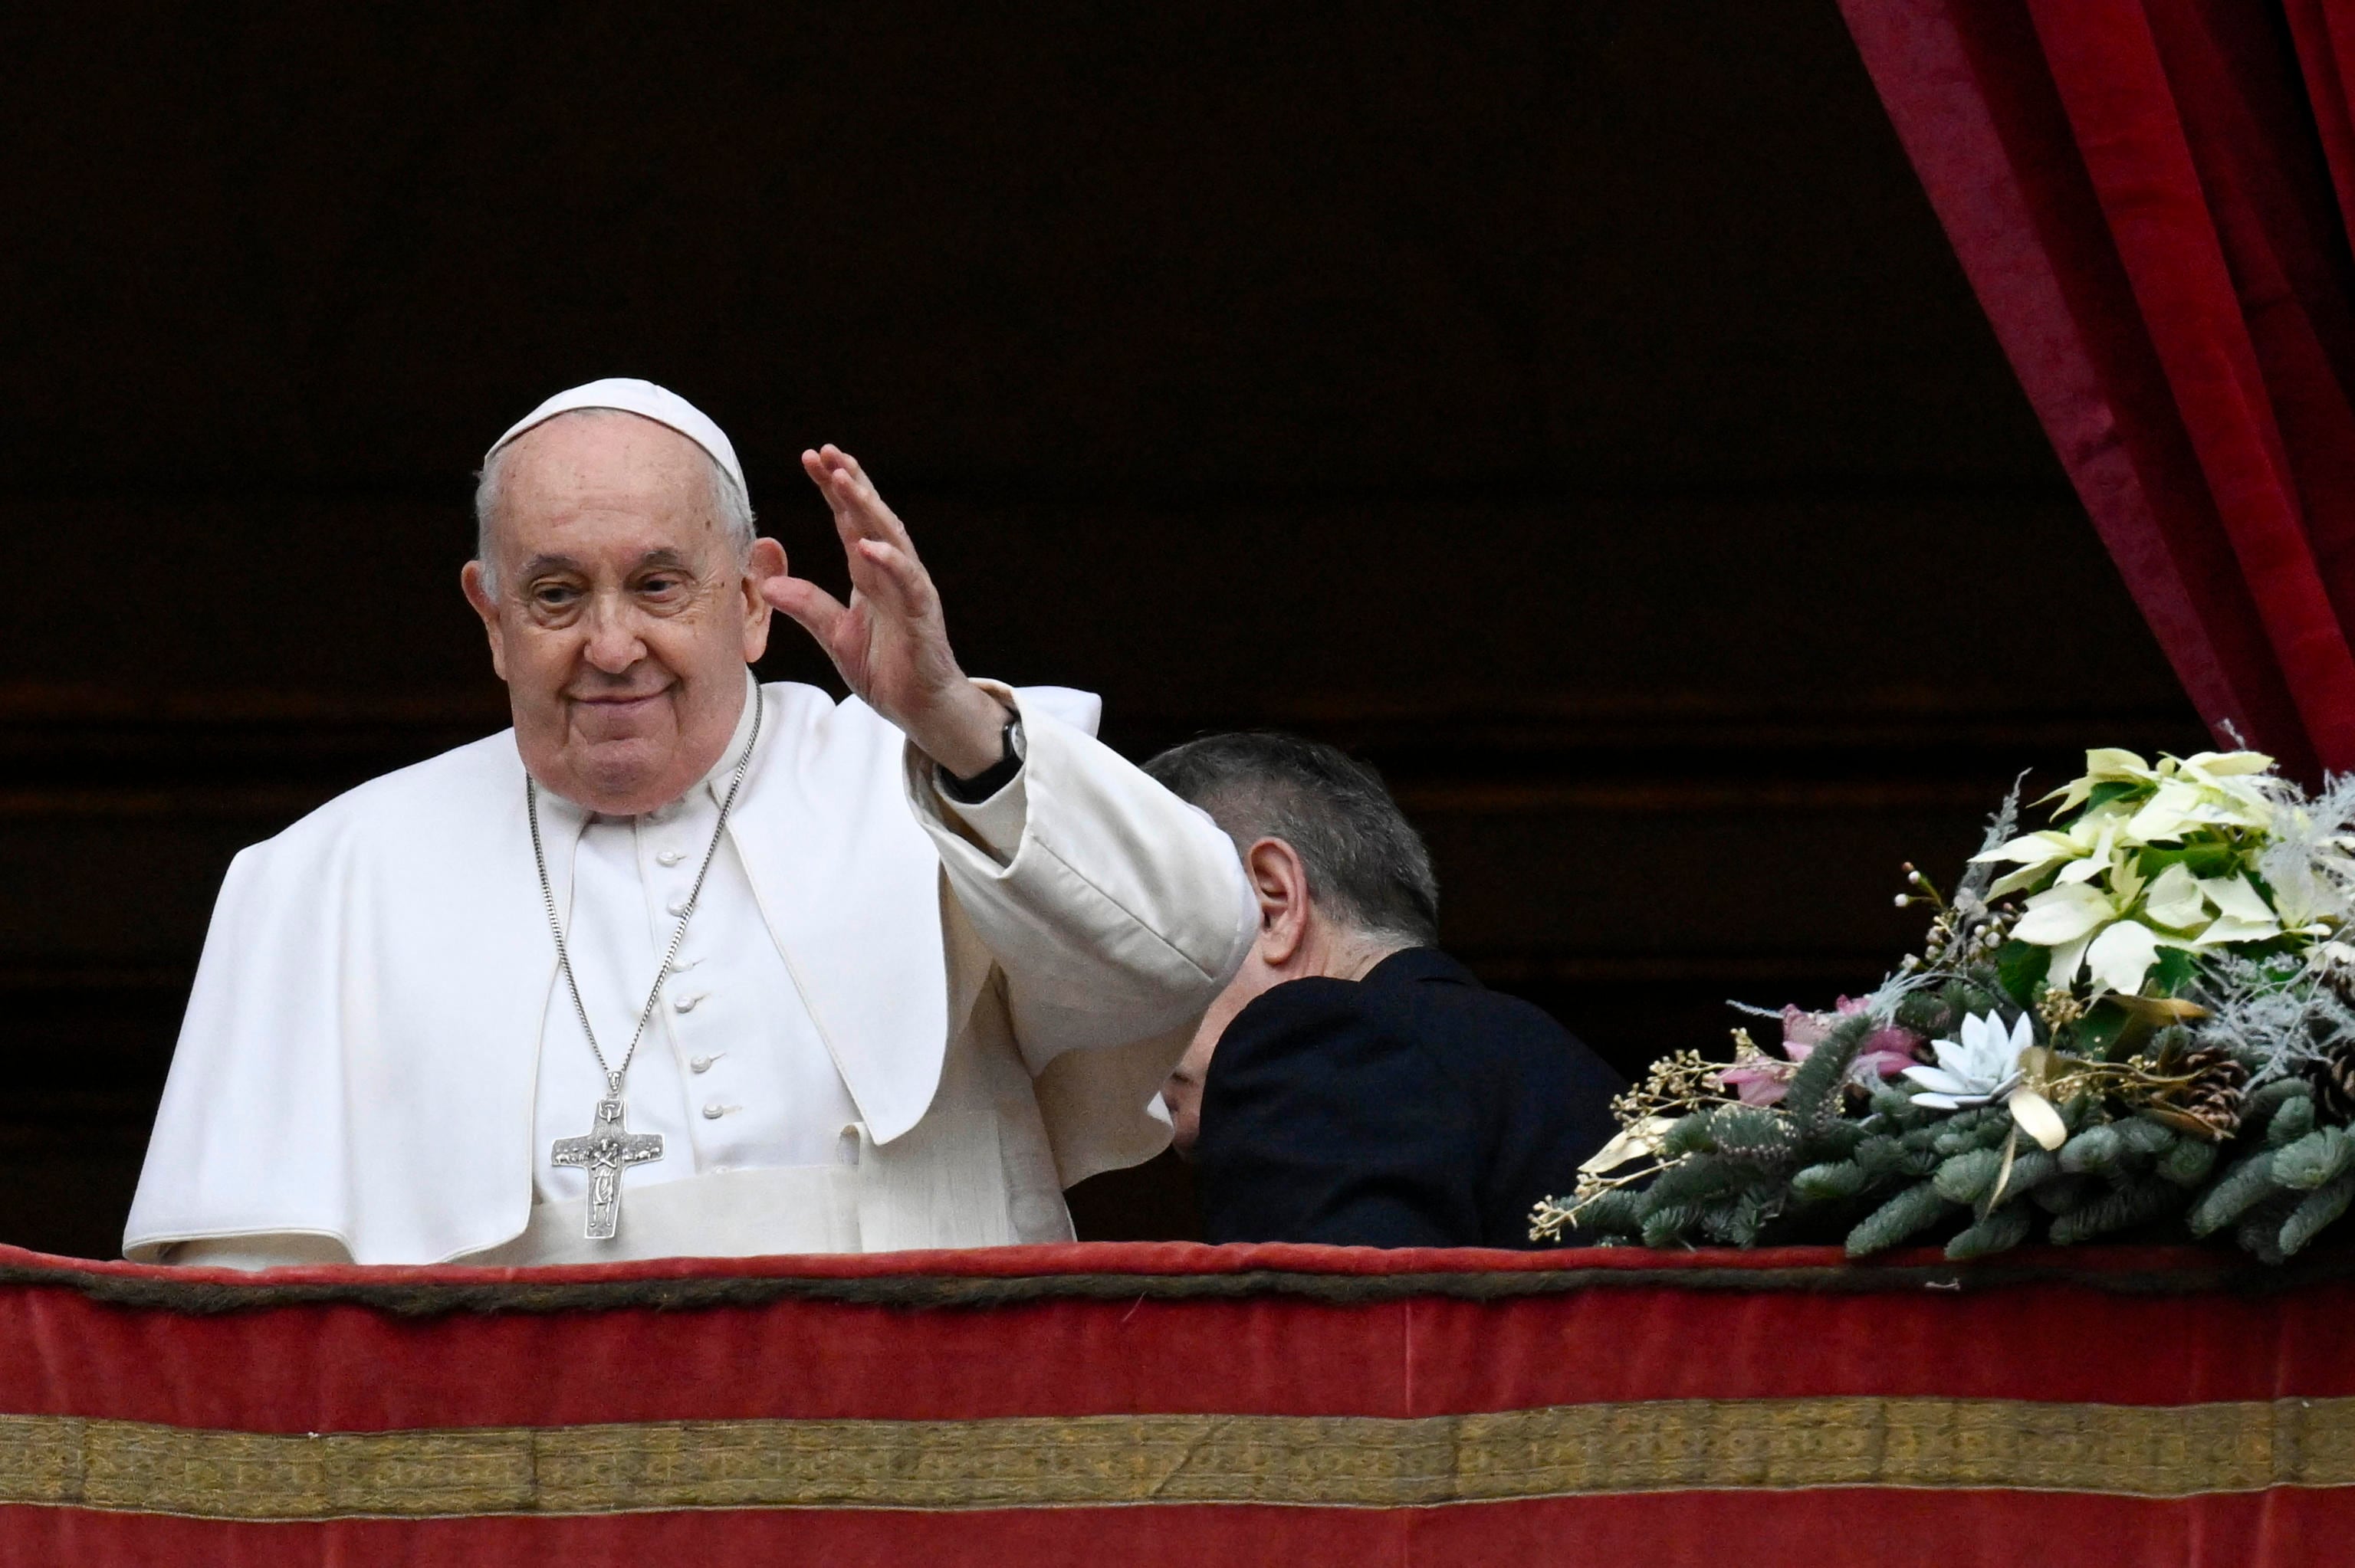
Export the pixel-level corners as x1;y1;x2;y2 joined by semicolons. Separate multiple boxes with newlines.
123;379;1255;1267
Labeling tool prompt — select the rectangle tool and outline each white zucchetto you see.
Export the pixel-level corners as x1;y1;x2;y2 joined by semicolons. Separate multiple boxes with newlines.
485;378;747;500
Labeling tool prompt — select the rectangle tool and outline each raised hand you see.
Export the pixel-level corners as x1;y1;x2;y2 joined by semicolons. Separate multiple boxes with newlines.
762;445;1010;779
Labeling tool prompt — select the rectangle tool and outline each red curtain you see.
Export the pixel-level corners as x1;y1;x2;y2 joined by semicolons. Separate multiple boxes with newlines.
1838;0;2355;781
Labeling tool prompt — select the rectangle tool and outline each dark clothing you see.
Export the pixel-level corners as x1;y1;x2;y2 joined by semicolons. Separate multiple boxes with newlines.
1193;947;1624;1248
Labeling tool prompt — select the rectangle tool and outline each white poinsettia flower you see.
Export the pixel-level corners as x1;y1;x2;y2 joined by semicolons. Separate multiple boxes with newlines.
1975;813;2128;898
2054;819;2121;884
2037;748;2278;837
2012;881;2114;946
2084;919;2160;996
2179;750;2277;777
2041;749;2160;815
1902;1011;2033;1110
2140;862;2209;930
2126;776;2271;841
2162;875;2284;952
2121;779;2206;842
2201;874;2275;923
2012;849;2158;996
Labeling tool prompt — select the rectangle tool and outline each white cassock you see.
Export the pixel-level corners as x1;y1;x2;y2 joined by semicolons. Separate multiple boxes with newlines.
123;676;1253;1265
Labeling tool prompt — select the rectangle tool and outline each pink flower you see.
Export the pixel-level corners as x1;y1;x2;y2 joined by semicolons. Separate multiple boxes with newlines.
1857;1026;1926;1080
1718;1003;1926;1106
1780;1004;1834;1054
1718;1056;1798;1107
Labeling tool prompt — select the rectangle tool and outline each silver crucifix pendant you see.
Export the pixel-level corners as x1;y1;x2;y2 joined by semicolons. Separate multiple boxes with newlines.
550;1095;664;1240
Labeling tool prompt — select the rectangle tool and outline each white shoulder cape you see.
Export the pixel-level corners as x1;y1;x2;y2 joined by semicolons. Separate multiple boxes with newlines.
123;681;1217;1263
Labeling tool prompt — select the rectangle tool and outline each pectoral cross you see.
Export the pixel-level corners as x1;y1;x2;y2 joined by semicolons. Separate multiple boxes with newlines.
550;1094;664;1240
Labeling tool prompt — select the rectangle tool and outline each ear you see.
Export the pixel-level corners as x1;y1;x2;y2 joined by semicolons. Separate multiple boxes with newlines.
459;560;507;682
741;536;788;664
1242;836;1314;968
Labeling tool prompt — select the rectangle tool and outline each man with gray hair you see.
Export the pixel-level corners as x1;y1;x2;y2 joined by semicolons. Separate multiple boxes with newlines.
1149;733;1621;1248
126;379;1253;1265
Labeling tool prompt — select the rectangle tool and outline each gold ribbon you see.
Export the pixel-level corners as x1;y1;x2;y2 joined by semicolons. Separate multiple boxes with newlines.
3;1395;2354;1519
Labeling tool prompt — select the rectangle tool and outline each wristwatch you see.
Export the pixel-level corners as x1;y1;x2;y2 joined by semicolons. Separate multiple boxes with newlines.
940;711;1026;803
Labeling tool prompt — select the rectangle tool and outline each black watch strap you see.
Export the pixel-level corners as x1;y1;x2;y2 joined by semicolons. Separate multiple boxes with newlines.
940;713;1024;803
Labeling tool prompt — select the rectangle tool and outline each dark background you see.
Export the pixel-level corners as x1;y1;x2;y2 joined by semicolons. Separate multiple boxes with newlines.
0;4;2205;1256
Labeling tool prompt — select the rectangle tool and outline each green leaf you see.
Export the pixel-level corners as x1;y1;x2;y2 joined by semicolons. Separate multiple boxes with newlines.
2057;779;2142;827
1995;940;2051;1010
2149;946;2199;998
2069;1000;2133;1060
2134;842;2242;881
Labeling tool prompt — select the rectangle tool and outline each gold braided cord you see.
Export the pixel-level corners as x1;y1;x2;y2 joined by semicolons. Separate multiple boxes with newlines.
3;1395;2354;1519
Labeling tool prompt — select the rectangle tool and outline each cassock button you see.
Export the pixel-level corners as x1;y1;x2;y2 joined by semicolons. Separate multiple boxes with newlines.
674;993;702;1013
665;897;690;916
689;1055;714;1073
655;850;684;867
701;1102;728;1120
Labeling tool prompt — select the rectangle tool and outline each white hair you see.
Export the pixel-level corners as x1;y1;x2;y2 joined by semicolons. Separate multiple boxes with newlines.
471;408;757;595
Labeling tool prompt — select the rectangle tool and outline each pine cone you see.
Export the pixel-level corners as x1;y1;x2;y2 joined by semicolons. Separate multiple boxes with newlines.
2306;1042;2355;1123
2169;1046;2249;1140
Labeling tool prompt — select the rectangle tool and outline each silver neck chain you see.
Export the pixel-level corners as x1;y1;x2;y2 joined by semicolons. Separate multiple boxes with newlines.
526;693;764;1097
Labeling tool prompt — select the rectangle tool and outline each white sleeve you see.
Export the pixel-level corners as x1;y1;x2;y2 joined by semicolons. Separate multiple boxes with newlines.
902;682;1254;1077
166;1235;352;1271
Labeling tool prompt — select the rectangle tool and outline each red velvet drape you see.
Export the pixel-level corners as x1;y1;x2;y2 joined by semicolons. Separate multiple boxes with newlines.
1839;0;2355;781
5;1240;2355;1563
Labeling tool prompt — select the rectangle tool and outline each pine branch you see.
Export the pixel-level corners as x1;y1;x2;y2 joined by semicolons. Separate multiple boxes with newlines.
1782;1012;1875;1127
2281;1170;2355;1258
1945;1205;2033;1261
2187;1150;2281;1237
2047;1176;2179;1245
2273;1127;2355;1190
1846;1179;1953;1258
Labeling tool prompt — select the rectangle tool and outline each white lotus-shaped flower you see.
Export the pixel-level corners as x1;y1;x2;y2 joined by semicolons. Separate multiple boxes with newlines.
1902;1011;2069;1150
1903;1011;2032;1110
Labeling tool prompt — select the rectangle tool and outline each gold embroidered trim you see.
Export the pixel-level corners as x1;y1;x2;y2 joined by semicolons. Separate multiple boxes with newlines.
2;1395;2350;1520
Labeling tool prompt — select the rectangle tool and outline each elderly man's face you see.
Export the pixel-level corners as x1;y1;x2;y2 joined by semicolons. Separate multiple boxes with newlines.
1161;954;1279;1156
461;412;783;815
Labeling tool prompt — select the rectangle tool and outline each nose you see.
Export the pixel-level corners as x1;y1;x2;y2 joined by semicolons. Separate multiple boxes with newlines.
581;595;649;674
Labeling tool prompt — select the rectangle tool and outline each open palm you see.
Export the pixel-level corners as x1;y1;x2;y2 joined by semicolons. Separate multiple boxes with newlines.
764;446;1005;776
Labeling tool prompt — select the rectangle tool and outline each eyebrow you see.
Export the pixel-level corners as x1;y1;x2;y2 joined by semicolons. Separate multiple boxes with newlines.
515;548;698;579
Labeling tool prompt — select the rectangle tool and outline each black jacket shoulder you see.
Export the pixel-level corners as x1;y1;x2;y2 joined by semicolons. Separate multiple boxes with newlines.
1194;948;1623;1248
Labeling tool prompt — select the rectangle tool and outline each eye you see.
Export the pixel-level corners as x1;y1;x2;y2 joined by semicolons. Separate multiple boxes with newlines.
531;582;581;609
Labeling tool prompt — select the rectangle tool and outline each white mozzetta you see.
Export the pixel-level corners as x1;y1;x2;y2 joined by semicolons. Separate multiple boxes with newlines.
124;680;1253;1265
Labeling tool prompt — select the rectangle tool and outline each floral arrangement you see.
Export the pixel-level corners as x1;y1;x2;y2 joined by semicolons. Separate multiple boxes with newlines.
1531;748;2355;1263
